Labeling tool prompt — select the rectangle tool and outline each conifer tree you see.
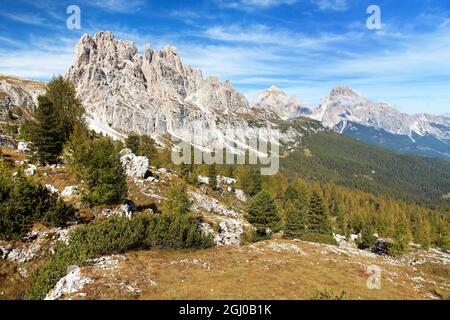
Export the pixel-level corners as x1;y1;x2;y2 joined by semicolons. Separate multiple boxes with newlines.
79;138;128;205
139;135;158;165
389;217;412;255
308;191;332;235
125;133;140;154
284;182;309;208
284;183;301;203
208;164;218;191
162;184;190;216
64;122;91;165
247;190;280;235
284;200;308;239
413;216;432;250
359;220;377;249
44;76;84;142
30;96;65;164
433;219;450;249
335;203;349;236
241;167;262;197
29;77;85;164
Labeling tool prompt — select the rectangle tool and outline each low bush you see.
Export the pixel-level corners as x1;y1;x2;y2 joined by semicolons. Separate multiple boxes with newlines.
310;289;347;300
299;232;337;246
0;168;73;240
28;212;213;300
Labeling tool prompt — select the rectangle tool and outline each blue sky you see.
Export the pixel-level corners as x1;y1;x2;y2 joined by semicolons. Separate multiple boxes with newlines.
0;0;449;115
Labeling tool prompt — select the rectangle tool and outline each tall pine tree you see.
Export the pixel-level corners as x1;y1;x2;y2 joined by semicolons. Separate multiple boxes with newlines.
30;96;65;164
45;76;85;142
163;184;190;216
78;138;128;205
388;216;412;255
247;190;280;235
208;164;218;191
30;77;85;164
308;191;332;235
284;200;308;239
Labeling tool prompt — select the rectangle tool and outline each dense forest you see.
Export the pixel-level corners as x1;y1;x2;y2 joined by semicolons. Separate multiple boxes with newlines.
281;127;450;210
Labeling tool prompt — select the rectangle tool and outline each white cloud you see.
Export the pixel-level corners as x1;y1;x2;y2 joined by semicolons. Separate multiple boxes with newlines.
87;0;145;13
310;0;348;11
0;12;49;27
215;0;298;10
203;24;361;50
0;36;76;79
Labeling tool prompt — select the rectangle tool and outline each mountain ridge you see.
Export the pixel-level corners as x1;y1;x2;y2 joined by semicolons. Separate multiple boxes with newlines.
254;85;450;160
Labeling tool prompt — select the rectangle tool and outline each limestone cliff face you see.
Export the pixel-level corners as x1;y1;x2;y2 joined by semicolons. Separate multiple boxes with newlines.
66;32;251;139
0;75;45;117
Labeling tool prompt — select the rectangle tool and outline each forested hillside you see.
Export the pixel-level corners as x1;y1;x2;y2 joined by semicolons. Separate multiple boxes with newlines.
281;129;450;210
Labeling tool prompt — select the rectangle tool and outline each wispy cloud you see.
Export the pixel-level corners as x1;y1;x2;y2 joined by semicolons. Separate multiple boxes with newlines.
215;0;298;10
0;35;22;47
0;12;48;27
87;0;145;13
310;0;348;11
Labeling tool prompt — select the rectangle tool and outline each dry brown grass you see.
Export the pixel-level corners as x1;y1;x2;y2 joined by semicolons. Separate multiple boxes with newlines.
0;147;28;162
70;240;449;300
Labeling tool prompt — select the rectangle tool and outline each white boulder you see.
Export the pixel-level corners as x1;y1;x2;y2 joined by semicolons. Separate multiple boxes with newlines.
61;186;79;197
100;202;136;219
218;176;237;185
45;266;93;300
119;149;149;179
17;141;30;152
200;218;246;246
197;175;209;185
45;184;59;194
24;164;37;176
235;189;247;202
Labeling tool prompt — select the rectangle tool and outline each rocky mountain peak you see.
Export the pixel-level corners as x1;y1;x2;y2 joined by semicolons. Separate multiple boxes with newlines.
329;85;362;100
309;85;450;143
252;86;306;119
66;31;251;140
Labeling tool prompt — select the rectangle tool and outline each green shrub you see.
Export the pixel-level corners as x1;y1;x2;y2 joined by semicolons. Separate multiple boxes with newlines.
299;232;337;246
310;289;347;300
125;134;140;154
0;169;72;240
68;216;147;256
28;212;213;300
27;242;87;300
248;229;271;243
358;221;377;249
145;214;213;249
162;184;190;216
77;138;128;205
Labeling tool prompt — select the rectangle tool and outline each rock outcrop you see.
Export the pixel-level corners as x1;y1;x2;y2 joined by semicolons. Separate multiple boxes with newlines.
0;74;45;117
66;32;250;140
45;266;93;300
119;148;150;178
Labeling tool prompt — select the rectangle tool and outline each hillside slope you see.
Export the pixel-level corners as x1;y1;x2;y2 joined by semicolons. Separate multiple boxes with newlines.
3;239;448;300
281;125;450;210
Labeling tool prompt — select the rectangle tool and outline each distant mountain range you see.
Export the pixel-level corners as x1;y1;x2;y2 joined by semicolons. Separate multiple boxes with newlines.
1;31;449;161
253;85;450;161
